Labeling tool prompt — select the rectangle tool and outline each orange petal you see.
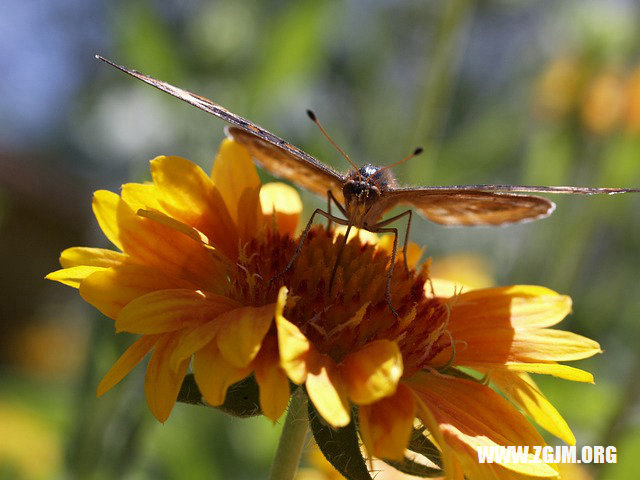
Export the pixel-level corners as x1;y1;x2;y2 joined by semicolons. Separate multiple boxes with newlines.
342;339;403;405
490;369;575;445
216;303;276;368
170;321;222;370
359;383;415;461
46;266;107;289
306;354;351;428
409;372;558;479
144;333;190;422
79;264;195;319
92;190;124;250
211;139;261;225
260;183;302;236
150;155;238;258
116;289;240;334
59;247;126;269
253;337;290;421
97;334;159;396
275;287;311;383
192;340;252;406
408;391;461;480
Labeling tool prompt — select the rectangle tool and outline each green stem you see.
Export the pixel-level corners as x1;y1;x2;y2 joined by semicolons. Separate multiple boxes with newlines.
268;388;309;480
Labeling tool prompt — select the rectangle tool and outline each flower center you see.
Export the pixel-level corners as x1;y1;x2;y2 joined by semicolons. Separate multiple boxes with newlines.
233;225;450;367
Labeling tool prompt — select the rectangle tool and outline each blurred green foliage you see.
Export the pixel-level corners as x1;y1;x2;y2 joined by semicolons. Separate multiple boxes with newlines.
1;1;639;479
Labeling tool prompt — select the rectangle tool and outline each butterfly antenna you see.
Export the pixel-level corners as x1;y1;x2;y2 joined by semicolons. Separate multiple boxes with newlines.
307;110;360;173
377;147;424;173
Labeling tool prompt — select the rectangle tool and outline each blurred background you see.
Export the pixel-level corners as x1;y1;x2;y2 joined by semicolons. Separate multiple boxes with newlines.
1;0;639;478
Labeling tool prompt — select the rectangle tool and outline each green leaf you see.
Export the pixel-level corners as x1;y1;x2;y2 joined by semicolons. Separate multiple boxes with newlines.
407;427;443;468
217;375;263;417
177;373;206;406
177;374;263;417
383;456;444;478
308;402;372;480
375;427;444;477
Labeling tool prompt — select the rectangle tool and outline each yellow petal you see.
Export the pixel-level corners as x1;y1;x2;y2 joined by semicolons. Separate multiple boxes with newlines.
46;266;107;288
425;278;471;299
430;254;495;291
253;337;290;421
509;329;602;362
216;303;276;368
150;155;238;258
236;186;263;242
275;287;311;383
59;247;126;269
377;236;425;269
490;370;576;444
113;194;226;291
121;182;162;211
79;264;195;319
144;333;190;422
359;383;415;461
136;208;211;246
449;285;572;331
342;339;403;405
409;372;559;479
193;340;252;406
211;139;261;225
92;190;124;250
306;354;351;428
116;289;239;334
97;334;159;396
501;362;595;382
260;182;302;236
439;327;601;366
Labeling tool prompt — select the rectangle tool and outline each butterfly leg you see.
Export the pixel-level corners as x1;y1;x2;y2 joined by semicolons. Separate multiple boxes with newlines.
328;221;354;293
372;210;413;276
275;208;348;282
368;224;400;319
326;190;347;231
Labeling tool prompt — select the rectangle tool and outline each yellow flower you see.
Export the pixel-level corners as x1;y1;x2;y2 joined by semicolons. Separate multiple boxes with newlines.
47;138;301;422
535;57;585;119
273;235;599;477
581;70;625;134
49;137;601;479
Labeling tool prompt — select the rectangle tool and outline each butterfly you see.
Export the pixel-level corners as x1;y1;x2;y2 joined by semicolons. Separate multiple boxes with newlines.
96;55;639;315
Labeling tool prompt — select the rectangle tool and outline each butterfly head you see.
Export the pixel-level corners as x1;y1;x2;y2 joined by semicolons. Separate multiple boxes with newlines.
343;164;397;227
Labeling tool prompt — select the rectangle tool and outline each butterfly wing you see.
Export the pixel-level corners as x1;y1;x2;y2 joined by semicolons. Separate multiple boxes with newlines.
381;184;639;226
226;127;345;201
96;55;345;200
380;188;553;226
